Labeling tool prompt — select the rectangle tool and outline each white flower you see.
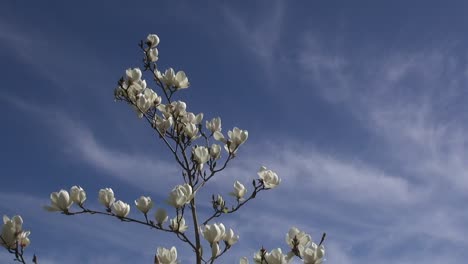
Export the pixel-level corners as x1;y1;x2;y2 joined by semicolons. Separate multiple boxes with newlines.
223;228;239;246
136;88;161;115
127;81;146;103
167;184;193;208
174;71;189;89
258;166;281;189
170;216;188;233
213;131;226;143
226;127;248;153
126;68;142;82
161;69;190;89
162;68;176;87
171;101;187;117
206;117;222;133
240;257;249;264
193;146;210;167
285;227;311;256
264;248;288;264
182;112;203;125
154;208;168;225
1;215;24;249
211;242;220;258
214;194;224;209
99;188;115;208
156;246;178;264
209;144;221;160
229;181;247;200
154;115;173;135
112;200;130;217
202;223;226;244
135;196;154;214
184;123;199;140
17;231;31;248
302;243;325;264
146;34;160;48
44;190;73;212
70;186;86;205
148;48;159;62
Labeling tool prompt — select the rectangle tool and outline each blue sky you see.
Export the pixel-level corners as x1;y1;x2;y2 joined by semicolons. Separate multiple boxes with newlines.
1;0;468;263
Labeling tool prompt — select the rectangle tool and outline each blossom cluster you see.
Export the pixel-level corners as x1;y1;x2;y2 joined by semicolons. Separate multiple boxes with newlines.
238;227;325;264
0;215;31;250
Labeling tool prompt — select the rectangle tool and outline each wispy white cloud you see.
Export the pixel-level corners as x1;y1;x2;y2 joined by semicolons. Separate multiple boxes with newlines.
3;96;179;194
222;0;285;77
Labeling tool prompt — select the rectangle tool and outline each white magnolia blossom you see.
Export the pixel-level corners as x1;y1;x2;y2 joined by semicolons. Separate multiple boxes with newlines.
211;242;220;259
223;228;239;246
258;166;281;189
286;227;311;256
167;183;193;208
146;34;160;48
170;101;187;117
99;188;116;208
184;123;200;140
112;200;130;217
229;181;247;200
240;257;249;264
213;131;226;143
254;248;289;264
44;189;73;212
228;127;248;145
126;79;147;103
1;215;28;249
202;223;226;244
170;216;188;233
17;230;31;248
154;208;168;225
154;115;173;135
126;68;142;82
160;68;190;89
302;243;325;264
156;246;178;264
182;112;203;125
157;103;173;119
135;88;161;116
209;144;221;160
225;127;248;153
206;117;222;133
70;186;86;205
148;47;159;62
193;146;210;168
135;196;154;214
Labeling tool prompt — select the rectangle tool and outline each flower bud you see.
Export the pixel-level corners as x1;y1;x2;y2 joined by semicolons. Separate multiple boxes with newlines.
146;34;160;48
148;48;159;62
229;181;247;200
70;186;86;205
154;208;168;225
99;188;115;208
210;144;221;160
